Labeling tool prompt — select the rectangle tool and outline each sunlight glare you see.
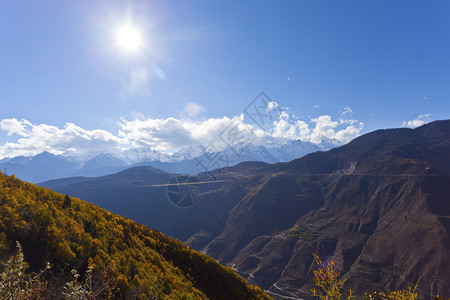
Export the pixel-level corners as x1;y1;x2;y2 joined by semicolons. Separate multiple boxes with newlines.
115;25;143;53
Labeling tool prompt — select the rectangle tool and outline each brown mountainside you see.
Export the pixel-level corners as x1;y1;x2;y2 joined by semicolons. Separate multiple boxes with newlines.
43;120;450;298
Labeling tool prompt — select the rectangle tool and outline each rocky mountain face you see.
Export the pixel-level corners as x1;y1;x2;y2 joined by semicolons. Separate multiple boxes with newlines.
42;120;450;298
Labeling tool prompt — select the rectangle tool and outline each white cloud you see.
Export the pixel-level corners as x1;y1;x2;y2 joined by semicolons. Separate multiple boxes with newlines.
335;126;361;144
308;115;338;144
266;101;279;112
123;67;149;96
279;111;289;120
0;119;123;158
0;118;32;136
119;114;264;153
0;107;364;158
270;108;363;145
313;105;320;109
341;107;353;116
401;113;432;128
339;118;361;125
272;119;310;141
119;117;197;151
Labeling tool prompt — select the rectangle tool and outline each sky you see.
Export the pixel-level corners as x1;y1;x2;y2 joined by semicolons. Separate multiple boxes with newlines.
0;0;449;158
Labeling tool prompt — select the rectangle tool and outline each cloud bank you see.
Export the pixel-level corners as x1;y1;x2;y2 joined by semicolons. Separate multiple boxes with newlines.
0;108;363;159
0;118;122;158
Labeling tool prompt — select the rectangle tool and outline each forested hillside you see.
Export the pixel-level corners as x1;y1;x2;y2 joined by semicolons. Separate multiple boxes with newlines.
0;172;270;299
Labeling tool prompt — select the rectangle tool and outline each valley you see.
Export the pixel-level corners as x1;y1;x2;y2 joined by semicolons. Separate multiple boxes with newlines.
41;120;450;298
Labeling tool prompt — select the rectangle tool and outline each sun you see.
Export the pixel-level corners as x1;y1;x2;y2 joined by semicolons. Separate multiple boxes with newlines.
115;25;143;53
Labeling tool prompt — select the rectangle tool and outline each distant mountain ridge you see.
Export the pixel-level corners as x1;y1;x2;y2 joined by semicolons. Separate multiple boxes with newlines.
42;120;450;298
1;139;323;183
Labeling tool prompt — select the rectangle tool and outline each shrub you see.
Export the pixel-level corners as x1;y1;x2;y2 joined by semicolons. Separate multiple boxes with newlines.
0;241;49;300
310;252;430;300
310;252;353;300
363;286;417;300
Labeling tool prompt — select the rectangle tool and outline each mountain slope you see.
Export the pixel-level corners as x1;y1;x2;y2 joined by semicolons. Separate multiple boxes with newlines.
0;172;270;300
0;152;80;183
206;121;450;298
202;121;450;298
41;120;450;298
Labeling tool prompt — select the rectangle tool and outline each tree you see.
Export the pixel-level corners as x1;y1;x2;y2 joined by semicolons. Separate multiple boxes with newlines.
63;195;72;209
310;253;353;300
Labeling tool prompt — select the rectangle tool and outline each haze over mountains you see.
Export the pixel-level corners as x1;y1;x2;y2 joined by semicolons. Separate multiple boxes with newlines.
1;139;323;183
42;120;450;298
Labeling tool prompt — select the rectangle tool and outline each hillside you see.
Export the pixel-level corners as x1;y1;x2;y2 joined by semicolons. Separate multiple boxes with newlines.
42;120;450;298
0;173;270;299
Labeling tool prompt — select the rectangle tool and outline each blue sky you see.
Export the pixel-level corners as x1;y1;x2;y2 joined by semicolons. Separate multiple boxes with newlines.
0;0;449;158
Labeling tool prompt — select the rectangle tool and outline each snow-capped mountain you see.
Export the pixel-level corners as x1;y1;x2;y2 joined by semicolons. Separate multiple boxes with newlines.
171;145;206;162
0;139;332;183
122;147;172;164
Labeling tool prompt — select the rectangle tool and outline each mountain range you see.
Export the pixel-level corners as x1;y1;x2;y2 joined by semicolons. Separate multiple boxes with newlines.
41;120;450;298
1;139;322;183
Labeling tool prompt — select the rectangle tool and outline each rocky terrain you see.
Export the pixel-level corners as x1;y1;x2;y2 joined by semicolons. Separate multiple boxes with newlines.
42;120;450;298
